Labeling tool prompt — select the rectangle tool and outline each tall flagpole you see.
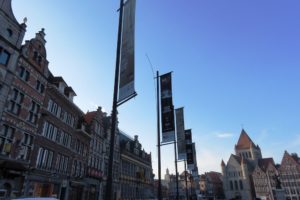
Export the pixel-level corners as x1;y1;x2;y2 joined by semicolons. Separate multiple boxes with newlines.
156;71;162;200
174;140;179;199
185;160;189;200
105;0;124;199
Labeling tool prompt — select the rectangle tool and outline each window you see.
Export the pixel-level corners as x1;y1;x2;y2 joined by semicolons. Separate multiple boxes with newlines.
239;180;243;190
7;29;13;37
33;51;38;61
0;47;10;65
36;147;53;170
19;133;33;160
55;154;69;174
28;101;40;124
234;180;238;190
8;89;24;115
0;125;15;156
18;66;30;81
36;80;45;93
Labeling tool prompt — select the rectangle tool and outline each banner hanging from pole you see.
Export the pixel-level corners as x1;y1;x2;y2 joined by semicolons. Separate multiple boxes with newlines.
118;0;136;103
176;108;186;160
186;142;195;170
185;129;192;144
160;72;175;143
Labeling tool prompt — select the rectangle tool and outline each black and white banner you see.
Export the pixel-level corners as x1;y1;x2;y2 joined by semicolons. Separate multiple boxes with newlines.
186;143;195;170
118;0;136;103
160;72;175;143
185;129;192;144
176;108;186;160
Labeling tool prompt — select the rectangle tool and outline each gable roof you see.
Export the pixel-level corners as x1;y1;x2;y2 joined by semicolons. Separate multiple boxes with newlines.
258;158;275;172
235;129;256;150
206;171;222;183
280;150;300;167
84;111;97;124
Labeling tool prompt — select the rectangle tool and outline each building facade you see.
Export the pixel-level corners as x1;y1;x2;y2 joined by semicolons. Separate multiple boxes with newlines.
221;129;262;200
252;158;278;200
0;1;46;198
279;151;300;200
199;171;224;199
119;132;154;199
83;107;106;200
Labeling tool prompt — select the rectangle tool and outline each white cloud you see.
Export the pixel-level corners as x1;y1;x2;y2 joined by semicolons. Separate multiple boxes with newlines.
215;132;233;138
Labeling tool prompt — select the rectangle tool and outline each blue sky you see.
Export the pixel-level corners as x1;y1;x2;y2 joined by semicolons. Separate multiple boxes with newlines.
12;0;300;176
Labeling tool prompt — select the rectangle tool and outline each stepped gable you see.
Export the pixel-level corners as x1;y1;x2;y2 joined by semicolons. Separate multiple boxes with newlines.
235;129;256;150
84;111;97;124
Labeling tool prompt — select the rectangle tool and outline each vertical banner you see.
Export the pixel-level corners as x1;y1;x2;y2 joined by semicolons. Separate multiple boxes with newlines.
186;143;194;170
160;72;175;143
176;108;186;160
118;0;136;103
185;129;192;144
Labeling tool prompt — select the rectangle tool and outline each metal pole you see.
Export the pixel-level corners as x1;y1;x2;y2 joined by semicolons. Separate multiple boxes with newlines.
157;71;162;200
185;161;188;200
174;141;179;199
105;0;124;199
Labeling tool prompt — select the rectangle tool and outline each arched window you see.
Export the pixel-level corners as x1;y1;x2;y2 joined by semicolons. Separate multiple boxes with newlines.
230;181;233;190
235;180;238;190
239;180;243;190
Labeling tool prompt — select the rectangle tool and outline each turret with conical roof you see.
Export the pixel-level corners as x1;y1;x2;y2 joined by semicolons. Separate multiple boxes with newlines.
221;160;226;175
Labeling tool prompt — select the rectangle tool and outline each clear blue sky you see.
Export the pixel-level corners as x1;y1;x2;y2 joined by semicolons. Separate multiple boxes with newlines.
12;0;300;176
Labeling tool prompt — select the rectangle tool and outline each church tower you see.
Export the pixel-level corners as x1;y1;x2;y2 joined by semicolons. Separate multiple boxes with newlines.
235;129;262;161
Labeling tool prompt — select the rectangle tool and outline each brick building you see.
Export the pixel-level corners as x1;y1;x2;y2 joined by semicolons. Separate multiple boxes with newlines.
199;171;224;199
0;1;151;199
0;1;46;198
252;158;277;200
279;151;300;200
83;107;106;200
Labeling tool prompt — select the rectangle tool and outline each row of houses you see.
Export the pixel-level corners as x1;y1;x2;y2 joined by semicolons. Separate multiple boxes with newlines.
0;1;154;199
159;130;300;200
193;130;300;200
221;129;300;200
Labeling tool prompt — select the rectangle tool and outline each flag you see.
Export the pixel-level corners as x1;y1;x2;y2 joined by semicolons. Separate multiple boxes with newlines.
186;143;194;170
118;0;136;102
185;129;192;144
176;108;186;160
160;72;175;143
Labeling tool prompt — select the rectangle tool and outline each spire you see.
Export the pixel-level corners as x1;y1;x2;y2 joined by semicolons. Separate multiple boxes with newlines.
221;160;225;167
235;129;255;150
